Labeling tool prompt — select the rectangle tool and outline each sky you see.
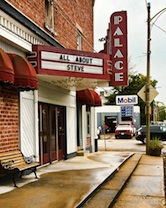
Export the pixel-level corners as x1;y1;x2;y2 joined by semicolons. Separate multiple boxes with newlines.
94;0;166;106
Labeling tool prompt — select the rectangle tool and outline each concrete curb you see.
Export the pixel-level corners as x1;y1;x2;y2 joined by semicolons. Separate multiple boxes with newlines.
77;153;142;208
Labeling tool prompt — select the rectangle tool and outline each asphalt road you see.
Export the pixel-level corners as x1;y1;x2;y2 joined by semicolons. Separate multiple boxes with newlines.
98;133;166;153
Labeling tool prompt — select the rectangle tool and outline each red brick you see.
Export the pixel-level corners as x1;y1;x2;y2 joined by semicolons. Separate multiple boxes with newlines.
7;0;94;51
0;86;19;153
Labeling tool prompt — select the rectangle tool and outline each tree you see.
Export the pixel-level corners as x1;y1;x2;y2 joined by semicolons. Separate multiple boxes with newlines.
105;73;158;125
153;102;166;122
157;106;166;121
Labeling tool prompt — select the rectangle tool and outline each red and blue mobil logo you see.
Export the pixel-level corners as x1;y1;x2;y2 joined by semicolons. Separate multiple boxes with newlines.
116;95;138;105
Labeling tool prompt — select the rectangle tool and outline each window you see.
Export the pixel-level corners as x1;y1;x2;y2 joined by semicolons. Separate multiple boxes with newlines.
45;0;55;33
87;112;90;135
77;29;82;50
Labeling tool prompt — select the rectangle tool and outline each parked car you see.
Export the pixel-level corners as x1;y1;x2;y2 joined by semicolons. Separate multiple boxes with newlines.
135;124;166;144
115;121;136;139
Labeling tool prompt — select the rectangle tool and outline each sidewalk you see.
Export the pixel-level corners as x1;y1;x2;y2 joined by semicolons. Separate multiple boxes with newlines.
83;153;165;208
0;151;165;208
113;154;165;208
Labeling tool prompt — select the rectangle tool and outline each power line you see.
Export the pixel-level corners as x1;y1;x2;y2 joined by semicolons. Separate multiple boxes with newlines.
153;23;166;34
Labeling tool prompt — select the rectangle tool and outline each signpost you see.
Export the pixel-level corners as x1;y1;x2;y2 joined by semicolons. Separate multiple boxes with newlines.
138;84;158;154
138;85;158;103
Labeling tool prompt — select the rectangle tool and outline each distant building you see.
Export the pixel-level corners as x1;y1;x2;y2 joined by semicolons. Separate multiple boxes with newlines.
96;105;140;133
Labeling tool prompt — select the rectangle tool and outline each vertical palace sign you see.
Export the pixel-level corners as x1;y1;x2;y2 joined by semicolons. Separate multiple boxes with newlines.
111;11;128;86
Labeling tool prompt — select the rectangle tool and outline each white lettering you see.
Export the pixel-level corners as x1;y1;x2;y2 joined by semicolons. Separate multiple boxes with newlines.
111;11;127;85
114;16;123;25
113;27;123;36
114;38;123;47
115;73;124;81
114;49;123;58
114;61;123;70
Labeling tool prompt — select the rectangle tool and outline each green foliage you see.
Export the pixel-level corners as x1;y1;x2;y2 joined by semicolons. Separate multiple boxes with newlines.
156;105;166;121
150;137;164;150
105;72;158;125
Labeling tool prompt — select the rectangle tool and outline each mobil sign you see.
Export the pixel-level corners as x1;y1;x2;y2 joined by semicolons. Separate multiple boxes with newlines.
110;11;128;86
116;95;138;105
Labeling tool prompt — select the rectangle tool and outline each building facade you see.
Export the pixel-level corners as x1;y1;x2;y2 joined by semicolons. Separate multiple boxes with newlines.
0;0;110;166
96;105;140;133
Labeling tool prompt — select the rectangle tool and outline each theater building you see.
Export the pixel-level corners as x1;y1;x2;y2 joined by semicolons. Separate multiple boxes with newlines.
0;0;112;165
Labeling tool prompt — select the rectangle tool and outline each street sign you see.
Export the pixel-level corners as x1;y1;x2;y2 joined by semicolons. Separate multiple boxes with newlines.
137;85;158;103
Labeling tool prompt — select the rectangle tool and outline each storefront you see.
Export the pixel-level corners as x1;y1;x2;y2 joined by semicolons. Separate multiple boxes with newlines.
0;46;39;161
39;103;66;164
0;44;110;165
37;80;77;164
0;1;112;166
27;45;110;160
76;89;102;152
0;6;62;164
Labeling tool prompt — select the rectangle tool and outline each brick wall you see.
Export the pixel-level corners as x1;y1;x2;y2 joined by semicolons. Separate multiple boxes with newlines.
86;136;91;147
55;0;94;51
0;86;19;152
7;0;94;51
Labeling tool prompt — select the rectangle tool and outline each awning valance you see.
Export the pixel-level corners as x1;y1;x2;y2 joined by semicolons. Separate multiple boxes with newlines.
8;54;38;90
0;48;38;90
76;89;102;106
0;48;14;84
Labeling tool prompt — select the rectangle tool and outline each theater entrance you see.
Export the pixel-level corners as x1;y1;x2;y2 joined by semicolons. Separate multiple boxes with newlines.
39;103;66;165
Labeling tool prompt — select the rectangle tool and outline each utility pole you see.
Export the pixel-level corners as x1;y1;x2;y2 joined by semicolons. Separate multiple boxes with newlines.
145;3;166;154
146;3;151;155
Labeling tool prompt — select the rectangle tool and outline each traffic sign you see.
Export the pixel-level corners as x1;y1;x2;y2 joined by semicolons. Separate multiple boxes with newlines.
137;85;158;103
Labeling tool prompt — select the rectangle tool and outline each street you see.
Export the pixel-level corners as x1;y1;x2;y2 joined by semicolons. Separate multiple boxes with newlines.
98;133;166;153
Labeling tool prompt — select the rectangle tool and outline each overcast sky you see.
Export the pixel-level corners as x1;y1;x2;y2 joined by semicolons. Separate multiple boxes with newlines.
94;0;166;105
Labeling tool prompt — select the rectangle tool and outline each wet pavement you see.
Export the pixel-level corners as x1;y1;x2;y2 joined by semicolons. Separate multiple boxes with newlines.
0;151;133;208
0;151;165;208
113;155;165;208
83;154;165;208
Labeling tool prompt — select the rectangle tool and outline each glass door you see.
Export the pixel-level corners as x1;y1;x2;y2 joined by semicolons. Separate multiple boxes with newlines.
50;107;57;161
39;103;66;164
57;106;65;160
39;104;50;164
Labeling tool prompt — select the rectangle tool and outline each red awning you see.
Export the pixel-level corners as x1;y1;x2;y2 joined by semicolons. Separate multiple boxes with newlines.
8;54;38;90
90;90;102;106
76;89;102;106
0;48;14;84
